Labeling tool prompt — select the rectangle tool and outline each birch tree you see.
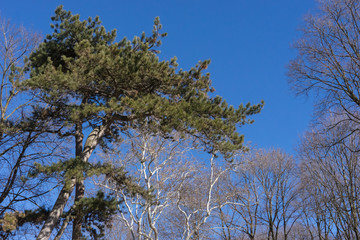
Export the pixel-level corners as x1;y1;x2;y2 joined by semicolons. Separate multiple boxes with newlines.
98;132;192;240
101;131;237;240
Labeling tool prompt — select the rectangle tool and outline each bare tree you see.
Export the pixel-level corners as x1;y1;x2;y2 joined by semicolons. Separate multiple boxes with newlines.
288;0;360;127
0;16;56;237
212;170;247;240
0;16;40;124
288;2;360;237
298;172;335;240
99;131;237;240
173;154;236;240
298;115;360;240
221;149;300;240
97;132;191;240
224;158;260;240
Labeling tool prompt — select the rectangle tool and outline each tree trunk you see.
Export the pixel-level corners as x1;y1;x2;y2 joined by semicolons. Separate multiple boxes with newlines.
36;180;76;240
37;125;107;240
72;180;85;239
72;123;84;240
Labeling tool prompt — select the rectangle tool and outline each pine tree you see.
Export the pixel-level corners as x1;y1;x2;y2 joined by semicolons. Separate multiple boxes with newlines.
27;6;263;239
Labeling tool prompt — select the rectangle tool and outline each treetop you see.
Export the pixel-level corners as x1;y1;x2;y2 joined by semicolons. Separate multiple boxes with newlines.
27;6;263;157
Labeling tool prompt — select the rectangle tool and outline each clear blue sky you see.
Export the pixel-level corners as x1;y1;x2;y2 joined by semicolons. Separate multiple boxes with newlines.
1;0;316;153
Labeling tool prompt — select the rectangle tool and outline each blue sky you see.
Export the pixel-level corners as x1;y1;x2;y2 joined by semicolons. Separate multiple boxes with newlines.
1;0;316;153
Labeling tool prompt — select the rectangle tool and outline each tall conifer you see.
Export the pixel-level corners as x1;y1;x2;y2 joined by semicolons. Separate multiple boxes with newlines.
28;6;263;239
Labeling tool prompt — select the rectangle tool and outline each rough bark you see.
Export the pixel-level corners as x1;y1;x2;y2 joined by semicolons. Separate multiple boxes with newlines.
72;123;84;240
37;125;107;240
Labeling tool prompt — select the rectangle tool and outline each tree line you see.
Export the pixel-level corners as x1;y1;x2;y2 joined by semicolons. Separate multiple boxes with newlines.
1;0;360;239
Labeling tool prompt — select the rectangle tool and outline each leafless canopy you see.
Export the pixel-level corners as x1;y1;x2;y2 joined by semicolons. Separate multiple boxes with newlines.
298;115;360;240
288;0;360;123
0;16;40;123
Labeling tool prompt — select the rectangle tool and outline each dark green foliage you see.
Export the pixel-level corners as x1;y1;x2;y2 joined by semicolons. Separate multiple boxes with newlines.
27;5;262;158
24;5;262;237
28;159;150;238
19;208;51;226
77;191;118;239
0;192;118;239
30;158;145;195
0;207;50;237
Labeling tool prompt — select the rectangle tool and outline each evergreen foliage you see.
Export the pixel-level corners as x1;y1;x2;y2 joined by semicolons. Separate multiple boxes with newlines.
15;5;263;238
0;208;50;238
78;191;118;239
28;5;262;157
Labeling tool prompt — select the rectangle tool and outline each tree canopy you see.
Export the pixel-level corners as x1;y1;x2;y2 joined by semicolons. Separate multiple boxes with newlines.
288;0;360;124
22;5;263;239
28;6;262;157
